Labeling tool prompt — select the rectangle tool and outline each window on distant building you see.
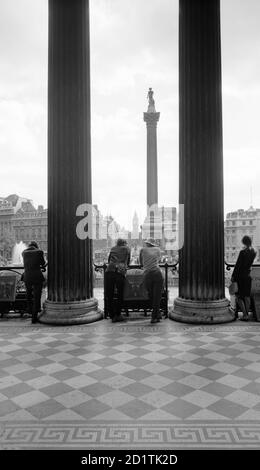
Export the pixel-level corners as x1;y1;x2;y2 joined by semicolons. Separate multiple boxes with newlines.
250;220;253;225
242;221;246;225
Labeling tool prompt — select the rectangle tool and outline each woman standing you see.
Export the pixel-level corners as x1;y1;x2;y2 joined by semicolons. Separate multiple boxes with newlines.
232;235;256;321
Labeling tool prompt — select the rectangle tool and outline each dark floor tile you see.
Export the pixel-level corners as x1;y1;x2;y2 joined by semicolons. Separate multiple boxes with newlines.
73;399;110;419
200;382;236;397
80;383;113;398
27;399;65;419
161;382;194;397
52;369;80;381
0;400;19;417
1;383;34;398
162;399;201;419
117;399;155;419
41;382;74;397
208;399;248;419
197;368;225;381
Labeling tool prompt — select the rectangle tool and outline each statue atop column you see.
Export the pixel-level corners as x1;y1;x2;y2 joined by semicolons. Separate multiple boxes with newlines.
147;87;156;113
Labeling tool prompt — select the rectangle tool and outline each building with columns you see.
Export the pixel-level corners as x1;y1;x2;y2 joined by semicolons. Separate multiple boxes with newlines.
0;194;33;238
0;195;48;260
12;204;48;254
225;207;260;263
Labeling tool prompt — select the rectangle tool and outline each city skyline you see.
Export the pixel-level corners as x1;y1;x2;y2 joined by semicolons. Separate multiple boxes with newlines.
1;0;260;229
1;191;260;235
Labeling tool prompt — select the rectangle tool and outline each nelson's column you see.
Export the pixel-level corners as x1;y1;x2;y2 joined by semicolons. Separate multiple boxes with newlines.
40;0;102;324
143;88;160;239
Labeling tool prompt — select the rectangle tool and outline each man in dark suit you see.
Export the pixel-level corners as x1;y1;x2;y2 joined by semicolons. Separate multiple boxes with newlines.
22;241;47;323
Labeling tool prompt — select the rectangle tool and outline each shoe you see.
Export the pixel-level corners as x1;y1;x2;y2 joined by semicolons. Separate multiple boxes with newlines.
31;316;38;324
229;307;237;318
151;318;157;323
111;317;117;323
156;318;161;322
239;316;249;322
115;315;126;322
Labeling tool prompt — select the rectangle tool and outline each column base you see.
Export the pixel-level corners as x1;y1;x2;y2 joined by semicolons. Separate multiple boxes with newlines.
169;297;235;324
39;298;103;325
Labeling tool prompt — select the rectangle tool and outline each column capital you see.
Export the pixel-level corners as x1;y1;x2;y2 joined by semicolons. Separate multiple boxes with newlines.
143;112;160;126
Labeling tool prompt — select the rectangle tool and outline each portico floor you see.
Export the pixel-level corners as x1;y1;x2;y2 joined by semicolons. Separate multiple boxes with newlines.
0;313;260;449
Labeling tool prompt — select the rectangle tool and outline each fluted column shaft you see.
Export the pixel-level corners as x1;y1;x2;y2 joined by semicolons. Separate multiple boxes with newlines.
41;0;102;324
144;113;160;208
171;0;234;323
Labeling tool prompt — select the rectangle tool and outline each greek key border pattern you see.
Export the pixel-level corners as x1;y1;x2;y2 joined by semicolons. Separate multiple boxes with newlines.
1;422;260;449
1;323;260;335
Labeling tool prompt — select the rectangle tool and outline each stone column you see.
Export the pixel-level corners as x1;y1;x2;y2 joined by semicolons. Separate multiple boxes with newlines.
40;0;102;324
170;0;234;323
143;112;160;208
143;91;160;239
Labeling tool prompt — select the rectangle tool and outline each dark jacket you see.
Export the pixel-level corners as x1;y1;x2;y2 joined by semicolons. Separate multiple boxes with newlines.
22;246;46;284
106;245;130;276
232;247;256;281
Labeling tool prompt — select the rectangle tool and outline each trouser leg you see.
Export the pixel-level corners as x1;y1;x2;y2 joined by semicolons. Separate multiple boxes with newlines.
115;273;125;316
25;282;33;316
144;272;153;312
250;295;256;319
152;271;163;319
105;272;116;319
244;297;250;315
33;283;43;315
237;297;248;318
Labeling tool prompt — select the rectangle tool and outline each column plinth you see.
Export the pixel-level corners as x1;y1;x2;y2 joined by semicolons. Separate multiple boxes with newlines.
170;0;234;324
40;299;101;325
40;0;102;325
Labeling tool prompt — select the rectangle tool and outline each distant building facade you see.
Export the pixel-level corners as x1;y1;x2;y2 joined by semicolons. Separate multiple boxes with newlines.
13;204;47;253
225;207;260;263
0;195;48;257
141;206;177;252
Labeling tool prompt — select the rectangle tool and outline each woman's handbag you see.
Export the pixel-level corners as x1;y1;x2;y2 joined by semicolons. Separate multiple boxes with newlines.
229;281;238;295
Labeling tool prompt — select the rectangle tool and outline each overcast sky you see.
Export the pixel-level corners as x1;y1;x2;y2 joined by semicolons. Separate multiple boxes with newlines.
0;0;260;230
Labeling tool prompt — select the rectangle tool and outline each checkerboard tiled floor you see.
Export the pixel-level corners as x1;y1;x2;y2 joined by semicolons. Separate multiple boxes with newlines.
0;314;260;449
